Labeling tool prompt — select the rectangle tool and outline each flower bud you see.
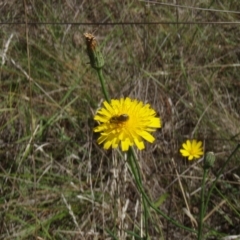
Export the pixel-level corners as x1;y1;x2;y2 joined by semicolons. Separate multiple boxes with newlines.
84;33;104;69
204;152;215;169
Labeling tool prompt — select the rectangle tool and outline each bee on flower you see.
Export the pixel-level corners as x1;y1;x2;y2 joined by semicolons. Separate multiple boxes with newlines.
94;97;161;151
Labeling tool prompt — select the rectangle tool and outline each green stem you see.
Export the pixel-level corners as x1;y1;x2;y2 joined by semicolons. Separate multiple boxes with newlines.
197;168;208;240
96;68;110;103
127;147;196;234
203;144;240;216
127;148;149;238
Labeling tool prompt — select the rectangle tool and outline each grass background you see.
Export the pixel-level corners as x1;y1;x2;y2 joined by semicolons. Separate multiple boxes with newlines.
0;0;240;239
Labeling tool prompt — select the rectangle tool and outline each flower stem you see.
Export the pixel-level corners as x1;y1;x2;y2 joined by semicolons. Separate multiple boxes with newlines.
96;68;110;103
83;33;110;103
127;148;149;238
127;147;196;234
197;167;208;240
204;144;240;216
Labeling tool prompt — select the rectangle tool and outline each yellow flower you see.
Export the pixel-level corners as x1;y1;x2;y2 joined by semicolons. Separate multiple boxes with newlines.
94;98;161;151
180;140;204;160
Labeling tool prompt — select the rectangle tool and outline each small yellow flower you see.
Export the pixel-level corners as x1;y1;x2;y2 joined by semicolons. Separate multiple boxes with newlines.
180;139;204;160
94;98;161;151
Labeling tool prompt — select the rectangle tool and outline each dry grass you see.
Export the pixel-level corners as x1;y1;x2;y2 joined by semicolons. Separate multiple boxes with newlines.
0;0;240;239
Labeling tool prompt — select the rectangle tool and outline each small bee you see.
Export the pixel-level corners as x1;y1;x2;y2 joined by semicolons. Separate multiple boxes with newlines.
110;114;129;124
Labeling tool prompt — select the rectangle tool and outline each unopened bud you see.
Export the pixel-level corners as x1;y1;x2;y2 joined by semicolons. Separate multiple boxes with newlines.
204;152;215;169
84;33;104;69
